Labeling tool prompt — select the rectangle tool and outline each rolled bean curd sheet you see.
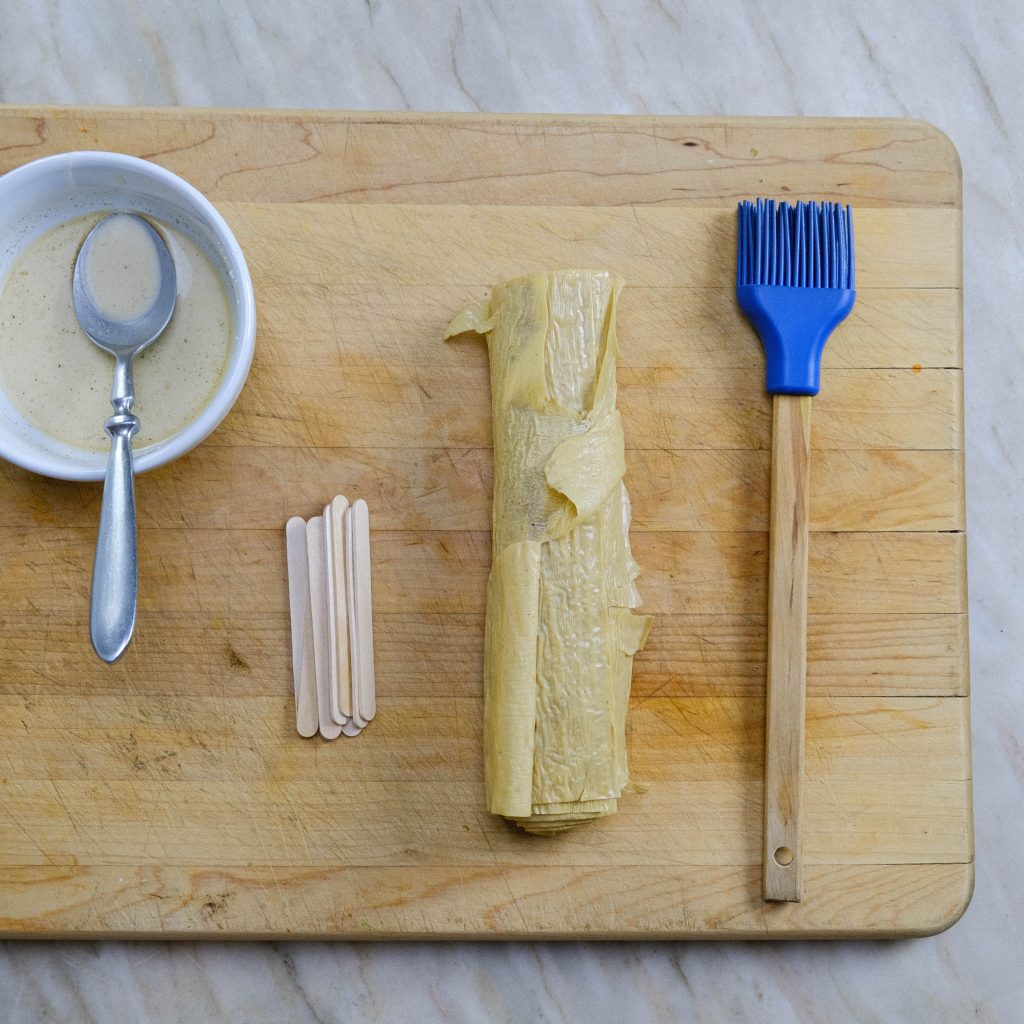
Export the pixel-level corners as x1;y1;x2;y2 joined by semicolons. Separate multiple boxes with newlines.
445;270;652;834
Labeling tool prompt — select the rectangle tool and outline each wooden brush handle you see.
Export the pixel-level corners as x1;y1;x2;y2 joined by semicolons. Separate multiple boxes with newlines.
763;394;812;902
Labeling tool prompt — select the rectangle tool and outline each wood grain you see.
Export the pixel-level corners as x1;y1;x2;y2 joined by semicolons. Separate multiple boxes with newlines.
0;445;965;533
0;610;967;700
214;362;961;451
0;695;970;865
0;107;969;939
763;395;813;901
0;527;966;616
243;282;964;369
0;109;962;209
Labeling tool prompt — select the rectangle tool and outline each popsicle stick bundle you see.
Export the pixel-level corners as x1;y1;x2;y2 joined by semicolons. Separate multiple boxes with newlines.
285;496;376;739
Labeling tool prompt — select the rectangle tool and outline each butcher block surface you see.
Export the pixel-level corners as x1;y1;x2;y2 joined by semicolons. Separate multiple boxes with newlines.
0;107;970;939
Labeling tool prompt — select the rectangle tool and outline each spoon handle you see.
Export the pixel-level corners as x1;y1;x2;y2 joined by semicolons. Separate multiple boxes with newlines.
90;410;140;663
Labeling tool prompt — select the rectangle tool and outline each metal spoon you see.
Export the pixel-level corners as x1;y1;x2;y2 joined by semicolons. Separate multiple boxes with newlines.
73;213;177;663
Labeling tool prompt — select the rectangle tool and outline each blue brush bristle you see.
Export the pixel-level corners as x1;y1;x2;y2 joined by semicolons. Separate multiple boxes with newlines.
736;198;856;395
737;199;854;290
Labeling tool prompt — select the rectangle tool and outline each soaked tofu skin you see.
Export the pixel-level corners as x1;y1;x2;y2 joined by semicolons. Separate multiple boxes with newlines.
446;270;652;834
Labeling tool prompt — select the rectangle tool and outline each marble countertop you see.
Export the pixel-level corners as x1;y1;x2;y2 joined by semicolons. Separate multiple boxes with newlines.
0;1;1020;1020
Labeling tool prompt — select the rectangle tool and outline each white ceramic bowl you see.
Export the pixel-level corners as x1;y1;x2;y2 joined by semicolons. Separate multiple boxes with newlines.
0;151;255;480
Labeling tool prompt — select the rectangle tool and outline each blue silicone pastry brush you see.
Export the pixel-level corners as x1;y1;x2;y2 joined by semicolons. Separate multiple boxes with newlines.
736;199;855;902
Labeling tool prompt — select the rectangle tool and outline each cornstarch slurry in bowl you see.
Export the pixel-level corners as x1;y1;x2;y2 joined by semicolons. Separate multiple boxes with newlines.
0;211;232;453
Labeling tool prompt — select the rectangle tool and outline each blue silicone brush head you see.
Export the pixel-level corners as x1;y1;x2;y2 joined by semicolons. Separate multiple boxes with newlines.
736;199;856;396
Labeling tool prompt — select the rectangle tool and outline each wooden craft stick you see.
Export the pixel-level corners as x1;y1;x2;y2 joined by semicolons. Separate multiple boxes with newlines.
305;515;342;740
285;517;318;738
325;496;353;724
346;498;376;725
343;504;367;729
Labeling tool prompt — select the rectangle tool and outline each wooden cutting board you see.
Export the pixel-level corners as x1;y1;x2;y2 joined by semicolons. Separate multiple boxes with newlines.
0;107;970;939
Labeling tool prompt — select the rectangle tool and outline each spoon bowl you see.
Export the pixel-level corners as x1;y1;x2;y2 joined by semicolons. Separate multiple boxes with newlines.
73;214;177;357
73;213;178;663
